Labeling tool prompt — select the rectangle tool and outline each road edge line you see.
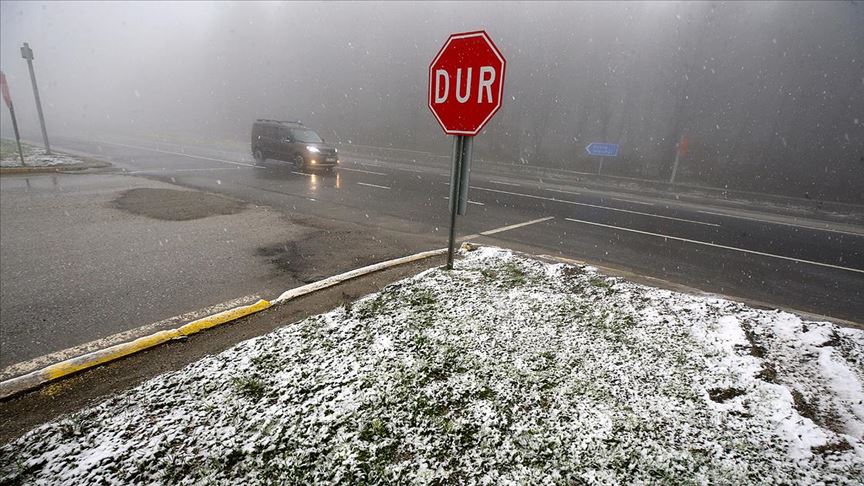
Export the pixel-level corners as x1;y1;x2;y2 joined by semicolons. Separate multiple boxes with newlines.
0;299;271;400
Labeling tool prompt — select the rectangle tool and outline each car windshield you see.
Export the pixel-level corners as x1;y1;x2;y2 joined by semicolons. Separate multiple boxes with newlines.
290;129;323;143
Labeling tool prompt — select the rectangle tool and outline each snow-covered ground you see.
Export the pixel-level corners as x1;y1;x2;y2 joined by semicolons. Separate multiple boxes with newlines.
1;247;862;484
0;140;86;168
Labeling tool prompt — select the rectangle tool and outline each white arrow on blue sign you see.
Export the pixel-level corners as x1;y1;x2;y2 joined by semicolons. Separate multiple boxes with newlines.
585;142;619;157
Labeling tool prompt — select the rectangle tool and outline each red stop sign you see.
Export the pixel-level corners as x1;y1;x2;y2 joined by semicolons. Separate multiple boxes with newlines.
428;31;506;136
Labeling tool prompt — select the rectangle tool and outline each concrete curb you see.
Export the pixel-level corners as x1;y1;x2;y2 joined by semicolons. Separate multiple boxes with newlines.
0;247;448;400
273;248;448;304
0;300;271;400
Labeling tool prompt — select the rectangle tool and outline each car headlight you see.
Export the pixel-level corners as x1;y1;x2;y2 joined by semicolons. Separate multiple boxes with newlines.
306;146;320;153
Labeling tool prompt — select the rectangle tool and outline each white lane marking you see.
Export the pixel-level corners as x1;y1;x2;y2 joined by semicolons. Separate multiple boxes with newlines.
396;167;428;174
474;186;720;227
357;182;391;190
125;167;244;174
699;210;738;217
338;167;387;176
354;161;430;174
94;140;258;168
488;180;521;187
545;188;582;196
460;216;555;241
170;167;243;172
0;295;261;380
610;197;655;206
443;196;485;206
291;171;314;177
563;217;864;274
478;216;555;236
697;210;864;237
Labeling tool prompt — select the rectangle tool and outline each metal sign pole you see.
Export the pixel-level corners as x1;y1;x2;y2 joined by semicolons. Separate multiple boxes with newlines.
457;137;473;216
8;104;26;167
446;135;465;270
1;72;26;166
21;43;51;154
669;134;684;184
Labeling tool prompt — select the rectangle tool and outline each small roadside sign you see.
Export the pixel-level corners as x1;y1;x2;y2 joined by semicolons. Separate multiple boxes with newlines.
585;142;619;157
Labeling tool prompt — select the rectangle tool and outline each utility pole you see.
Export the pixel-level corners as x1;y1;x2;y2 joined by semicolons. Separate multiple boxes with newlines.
669;134;688;184
21;42;51;154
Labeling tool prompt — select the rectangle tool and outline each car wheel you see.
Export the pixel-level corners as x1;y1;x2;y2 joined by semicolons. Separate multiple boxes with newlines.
253;149;265;165
293;154;305;170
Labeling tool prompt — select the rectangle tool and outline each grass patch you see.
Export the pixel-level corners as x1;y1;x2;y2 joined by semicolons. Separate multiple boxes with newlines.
232;375;268;400
407;288;436;308
57;416;87;439
250;352;279;372
481;261;528;288
359;418;389;442
0;139;24;159
707;387;747;403
357;292;393;320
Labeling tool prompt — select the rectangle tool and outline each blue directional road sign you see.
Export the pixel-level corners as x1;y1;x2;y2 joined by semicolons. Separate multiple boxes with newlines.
585;142;619;157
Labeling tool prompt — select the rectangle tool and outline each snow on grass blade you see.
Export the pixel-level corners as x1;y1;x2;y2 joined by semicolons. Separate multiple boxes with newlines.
1;247;862;484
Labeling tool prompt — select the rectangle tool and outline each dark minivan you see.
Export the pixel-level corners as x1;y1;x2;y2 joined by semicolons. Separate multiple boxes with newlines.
251;119;339;171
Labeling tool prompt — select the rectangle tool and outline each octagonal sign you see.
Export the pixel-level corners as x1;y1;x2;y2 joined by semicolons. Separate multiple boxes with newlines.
428;30;506;136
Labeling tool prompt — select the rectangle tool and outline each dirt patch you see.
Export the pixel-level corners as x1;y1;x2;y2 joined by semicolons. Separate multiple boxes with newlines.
735;322;780;384
790;389;846;435
817;331;841;348
811;439;853;455
707;387;747;403
112;188;246;221
790;389;819;423
738;321;767;358
561;266;584;279
756;362;777;383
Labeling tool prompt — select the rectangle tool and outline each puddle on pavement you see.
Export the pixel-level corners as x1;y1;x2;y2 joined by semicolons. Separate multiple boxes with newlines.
112;188;246;221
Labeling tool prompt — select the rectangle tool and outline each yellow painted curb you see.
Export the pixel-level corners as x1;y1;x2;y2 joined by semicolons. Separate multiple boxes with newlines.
0;299;271;400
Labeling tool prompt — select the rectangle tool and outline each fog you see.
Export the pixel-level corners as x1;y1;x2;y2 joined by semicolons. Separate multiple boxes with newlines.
1;1;862;202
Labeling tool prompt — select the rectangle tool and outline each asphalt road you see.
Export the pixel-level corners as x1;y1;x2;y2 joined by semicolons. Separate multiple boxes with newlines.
2;134;862;368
